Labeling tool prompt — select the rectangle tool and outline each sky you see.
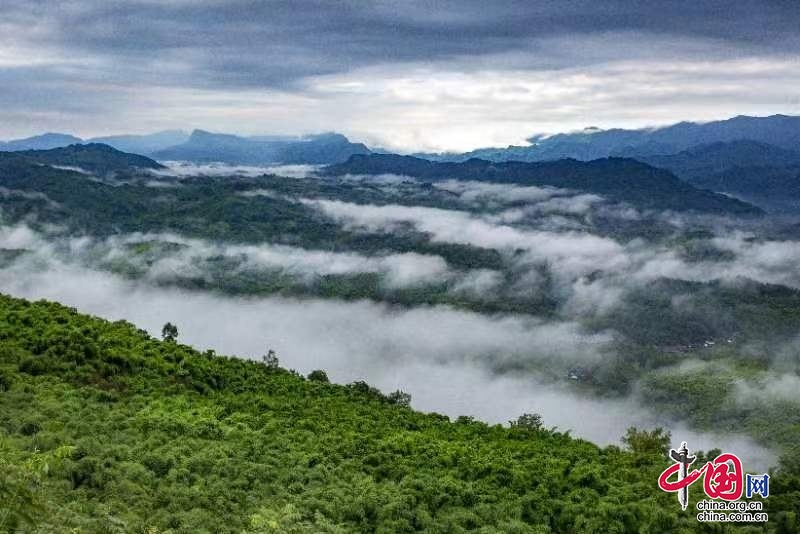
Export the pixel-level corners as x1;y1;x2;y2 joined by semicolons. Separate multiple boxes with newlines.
2;0;800;151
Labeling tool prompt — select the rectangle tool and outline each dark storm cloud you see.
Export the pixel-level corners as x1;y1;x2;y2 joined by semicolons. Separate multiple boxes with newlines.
2;0;800;147
3;0;799;89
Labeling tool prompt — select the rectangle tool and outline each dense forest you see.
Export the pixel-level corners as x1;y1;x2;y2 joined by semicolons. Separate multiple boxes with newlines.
2;150;800;531
1;293;798;532
3;0;800;528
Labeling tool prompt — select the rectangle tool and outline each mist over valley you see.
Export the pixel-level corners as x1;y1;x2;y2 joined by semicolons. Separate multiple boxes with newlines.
7;1;800;529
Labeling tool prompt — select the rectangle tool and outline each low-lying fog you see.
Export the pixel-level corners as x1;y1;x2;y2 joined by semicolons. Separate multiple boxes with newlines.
156;161;320;178
3;167;797;470
0;251;773;469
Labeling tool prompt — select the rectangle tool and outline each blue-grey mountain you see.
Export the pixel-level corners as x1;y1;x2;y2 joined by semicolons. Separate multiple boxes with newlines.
325;154;762;215
88;130;190;156
0;133;84;152
152;130;370;165
421;114;800;163
4;143;164;175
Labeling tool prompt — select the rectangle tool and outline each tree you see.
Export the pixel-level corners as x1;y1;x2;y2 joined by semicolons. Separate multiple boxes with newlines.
387;390;412;407
308;370;329;383
262;349;279;369
161;322;178;343
510;413;543;431
621;427;671;457
0;369;12;392
0;443;74;531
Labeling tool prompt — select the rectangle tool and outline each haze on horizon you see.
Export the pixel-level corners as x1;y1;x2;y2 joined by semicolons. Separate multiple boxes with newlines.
2;0;800;151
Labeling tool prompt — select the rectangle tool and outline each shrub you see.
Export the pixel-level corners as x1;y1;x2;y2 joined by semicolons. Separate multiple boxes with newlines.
308;370;329;383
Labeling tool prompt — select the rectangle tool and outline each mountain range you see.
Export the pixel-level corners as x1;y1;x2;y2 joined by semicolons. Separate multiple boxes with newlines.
420;114;800;162
0;130;370;166
626;140;800;213
0;133;84;152
89;130;191;155
151;130;371;164
325;154;762;215
4;114;800;164
2;114;800;212
411;115;800;212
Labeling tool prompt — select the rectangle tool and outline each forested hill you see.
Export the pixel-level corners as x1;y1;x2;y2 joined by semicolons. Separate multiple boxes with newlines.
6;143;165;175
325;154;762;215
2;293;793;532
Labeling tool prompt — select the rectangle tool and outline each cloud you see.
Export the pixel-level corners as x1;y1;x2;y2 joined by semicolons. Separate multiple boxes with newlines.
433;180;568;205
449;269;504;297
303;198;633;280
632;233;800;289
0;224;42;249
4;1;799;88
1;2;800;149
0;187;59;207
307;198;800;288
394;361;773;470
75;231;454;289
532;194;606;215
734;373;800;404
299;197;800;322
305;55;800;151
335;173;418;185
4;201;796;470
0;251;775;468
0;254;611;373
155;162;321;179
4;224;564;296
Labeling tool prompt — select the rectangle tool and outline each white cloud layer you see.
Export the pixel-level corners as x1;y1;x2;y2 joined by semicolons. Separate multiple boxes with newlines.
155;162;321;178
0;255;773;469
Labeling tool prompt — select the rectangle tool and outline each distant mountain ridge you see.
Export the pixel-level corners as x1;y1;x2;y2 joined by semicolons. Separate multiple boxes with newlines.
0;133;84;152
152;130;371;165
405;115;800;214
420;114;800;163
3;115;800;208
0;130;371;165
88;130;191;155
325;154;763;215
4;113;800;165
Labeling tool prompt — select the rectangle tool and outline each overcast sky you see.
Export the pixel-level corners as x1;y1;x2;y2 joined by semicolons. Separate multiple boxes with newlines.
2;0;800;151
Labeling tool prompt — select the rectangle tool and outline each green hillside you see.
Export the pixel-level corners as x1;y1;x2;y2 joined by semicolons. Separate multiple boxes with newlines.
3;294;795;532
5;143;164;175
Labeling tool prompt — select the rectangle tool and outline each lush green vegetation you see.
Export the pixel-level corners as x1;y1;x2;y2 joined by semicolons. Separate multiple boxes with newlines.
3;155;800;532
2;293;798;532
0;159;508;272
3;157;800;456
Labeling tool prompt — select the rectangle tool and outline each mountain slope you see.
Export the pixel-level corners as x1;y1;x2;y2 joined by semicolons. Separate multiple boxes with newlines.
695;165;800;213
422;114;800;163
639;140;800;174
152;129;271;163
635;141;800;213
274;133;371;164
88;130;190;155
2;292;780;532
11;143;165;174
325;154;763;214
0;133;84;152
